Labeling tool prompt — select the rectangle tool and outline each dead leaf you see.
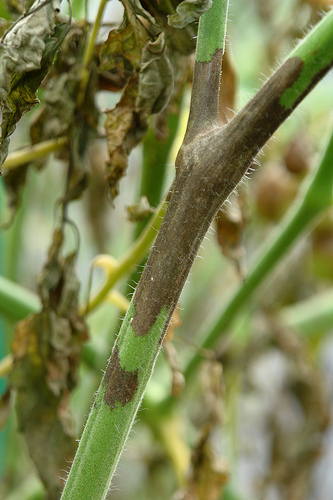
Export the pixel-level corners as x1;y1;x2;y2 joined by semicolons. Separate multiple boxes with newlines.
99;14;148;76
136;32;174;115
0;6;68;168
127;195;154;221
104;73;148;199
9;228;88;499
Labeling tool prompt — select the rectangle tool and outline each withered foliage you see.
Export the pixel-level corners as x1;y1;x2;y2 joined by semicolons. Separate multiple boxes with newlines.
102;5;174;199
9;227;88;499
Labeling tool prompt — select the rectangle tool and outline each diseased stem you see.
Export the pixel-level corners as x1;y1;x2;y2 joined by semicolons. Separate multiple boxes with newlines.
184;0;229;142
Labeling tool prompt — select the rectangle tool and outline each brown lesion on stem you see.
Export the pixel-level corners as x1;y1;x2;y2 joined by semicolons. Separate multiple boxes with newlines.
103;344;138;409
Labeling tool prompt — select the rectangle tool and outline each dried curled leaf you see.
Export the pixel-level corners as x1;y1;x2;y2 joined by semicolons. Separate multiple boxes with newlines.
99;15;148;75
9;227;88;499
0;0;64;168
136;32;174;115
104;74;148;199
127;195;154;222
168;0;212;29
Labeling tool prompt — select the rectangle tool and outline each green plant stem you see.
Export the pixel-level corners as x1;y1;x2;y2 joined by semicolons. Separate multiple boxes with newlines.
280;287;333;336
183;128;333;382
195;0;229;62
0;275;40;320
1;137;68;171
77;0;109;106
87;197;169;313
135;111;180;238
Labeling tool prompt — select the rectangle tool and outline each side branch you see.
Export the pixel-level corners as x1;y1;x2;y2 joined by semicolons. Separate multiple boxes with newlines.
184;0;229;143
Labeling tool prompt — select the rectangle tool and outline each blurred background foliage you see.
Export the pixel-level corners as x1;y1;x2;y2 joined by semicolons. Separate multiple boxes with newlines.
0;0;333;499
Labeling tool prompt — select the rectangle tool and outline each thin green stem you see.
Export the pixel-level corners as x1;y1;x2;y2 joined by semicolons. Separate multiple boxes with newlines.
196;0;229;62
280;288;333;336
77;0;109;106
0;197;169;321
1;137;68;171
87;197;169;313
0;275;41;320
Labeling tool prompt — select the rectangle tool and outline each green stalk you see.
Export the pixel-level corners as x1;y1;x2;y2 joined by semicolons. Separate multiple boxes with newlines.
87;197;169;313
195;0;229;62
77;0;109;106
183;128;333;381
0;276;40;320
280;287;333;336
135;111;180;239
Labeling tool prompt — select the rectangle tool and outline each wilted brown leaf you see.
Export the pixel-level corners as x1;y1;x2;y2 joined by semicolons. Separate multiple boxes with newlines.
127;195;154;222
9;228;88;499
104;73;148;199
99;15;148;76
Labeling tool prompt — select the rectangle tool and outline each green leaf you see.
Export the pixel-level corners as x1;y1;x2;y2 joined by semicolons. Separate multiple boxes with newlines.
168;0;212;29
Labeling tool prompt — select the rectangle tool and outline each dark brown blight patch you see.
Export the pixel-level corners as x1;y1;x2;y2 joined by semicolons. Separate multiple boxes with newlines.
103;344;138;410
